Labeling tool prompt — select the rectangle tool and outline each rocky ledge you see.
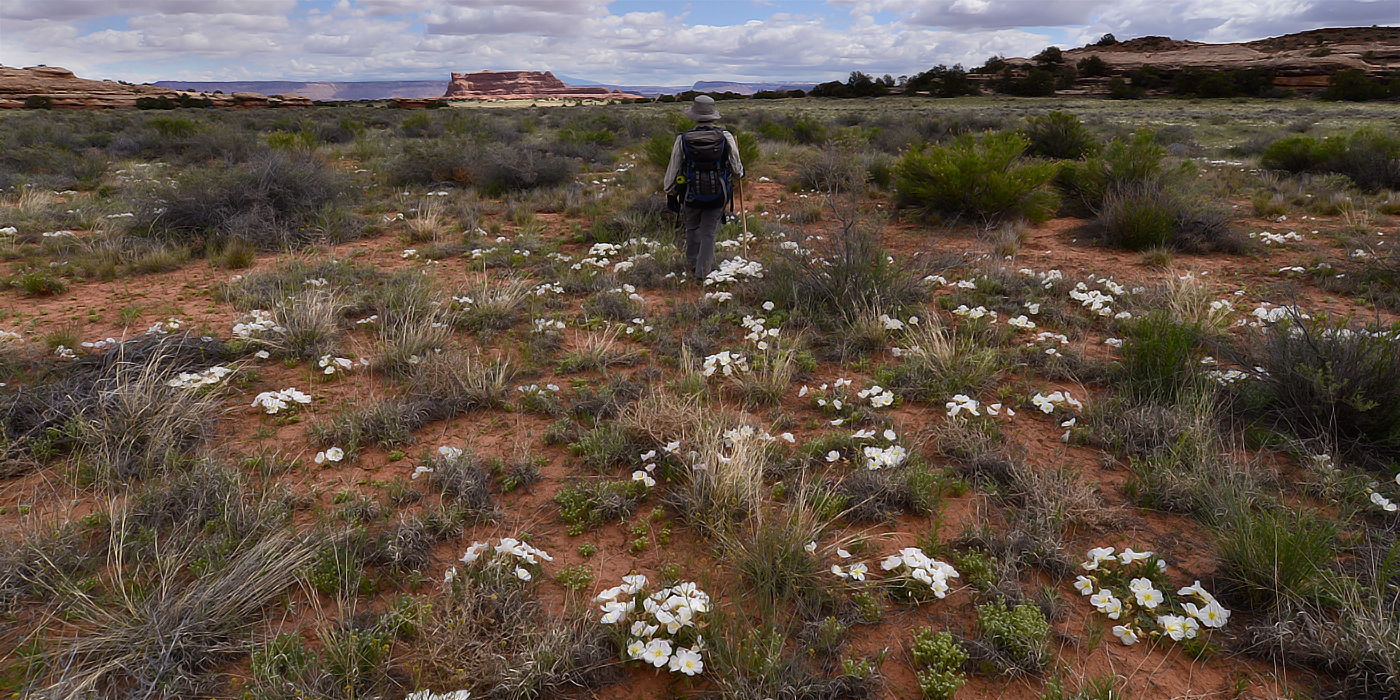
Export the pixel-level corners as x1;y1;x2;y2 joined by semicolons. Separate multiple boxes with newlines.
0;65;311;109
442;70;641;100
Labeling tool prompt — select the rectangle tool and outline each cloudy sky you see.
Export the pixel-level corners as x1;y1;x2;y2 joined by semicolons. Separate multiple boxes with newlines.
1;1;1395;85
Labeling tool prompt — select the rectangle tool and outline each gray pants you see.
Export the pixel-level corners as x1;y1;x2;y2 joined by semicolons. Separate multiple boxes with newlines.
682;206;724;281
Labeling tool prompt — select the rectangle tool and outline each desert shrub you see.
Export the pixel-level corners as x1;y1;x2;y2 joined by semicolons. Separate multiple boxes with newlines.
880;320;1002;402
389;139;574;194
911;628;968;700
404;351;514;417
1096;180;1238;253
554;479;646;535
427;449;496;517
669;429;771;536
719;500;829;604
1261;128;1400;191
1261;135;1329;173
1120;311;1202;404
1021;112;1099;160
45;532;317;699
793;143;870;194
835;462;941;523
1320;69;1400;102
259;289;347;360
1230;314;1400;467
1217;505;1338;609
310;400;417;455
134;151;353;251
16;269;67;297
896;132;1059;224
476;144;575;195
753;219;929;330
1040;674;1129;700
1055;129;1165;216
974;600;1051;673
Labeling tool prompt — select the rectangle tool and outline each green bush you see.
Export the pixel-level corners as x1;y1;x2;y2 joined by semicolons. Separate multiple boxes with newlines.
1216;505;1337;608
1236;314;1400;466
554;479;646;536
1098;184;1176;250
1320;69;1400;102
975;600;1050;670
17;270;67;297
135;151;352;251
1261;135;1329;173
753;219;928;330
1121;311;1201;404
1055;129;1164;216
1260;128;1400;191
1022;112;1100;160
911;628;967;700
895;132;1059;224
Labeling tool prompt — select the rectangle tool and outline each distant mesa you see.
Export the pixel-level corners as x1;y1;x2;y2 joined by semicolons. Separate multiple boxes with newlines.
0;65;311;109
440;70;641;101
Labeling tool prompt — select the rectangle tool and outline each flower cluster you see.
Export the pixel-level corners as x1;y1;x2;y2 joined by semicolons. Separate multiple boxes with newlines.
702;351;749;377
251;387;312;414
597;574;709;676
1031;390;1082;414
145;318;184;336
881;547;961;599
167;365;233;389
404;690;471;700
1073;546;1228;646
741;315;781;350
858;384;896;408
944;395;1014;419
233;310;283;339
451;537;554;585
315;447;345;464
952;305;996;322
0;330;22;344
1244;303;1309;327
1007;315;1037;330
1366;472;1400;513
317;355;358;376
533;317;566;334
1250;230;1303;245
863;439;908;470
1070;282;1127;319
877;314;919;331
703;256;764;286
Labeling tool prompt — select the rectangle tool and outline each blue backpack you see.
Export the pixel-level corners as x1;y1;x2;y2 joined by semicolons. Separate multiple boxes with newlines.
679;126;732;210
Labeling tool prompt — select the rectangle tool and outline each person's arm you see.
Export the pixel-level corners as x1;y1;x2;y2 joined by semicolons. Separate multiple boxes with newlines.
724;131;744;179
663;135;684;194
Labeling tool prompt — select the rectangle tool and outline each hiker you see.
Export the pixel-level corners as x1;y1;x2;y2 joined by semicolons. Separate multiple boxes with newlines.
663;95;744;283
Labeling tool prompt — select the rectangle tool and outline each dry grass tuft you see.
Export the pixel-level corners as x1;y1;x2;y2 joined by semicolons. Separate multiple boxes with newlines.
43;528;316;699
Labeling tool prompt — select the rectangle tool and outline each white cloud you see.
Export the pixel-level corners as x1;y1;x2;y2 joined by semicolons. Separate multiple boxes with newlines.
0;0;1392;85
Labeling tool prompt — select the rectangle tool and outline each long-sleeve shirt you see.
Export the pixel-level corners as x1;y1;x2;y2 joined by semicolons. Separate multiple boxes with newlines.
663;128;744;195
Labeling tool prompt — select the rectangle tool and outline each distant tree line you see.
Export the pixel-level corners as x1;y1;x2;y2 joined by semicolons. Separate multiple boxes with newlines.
655;30;1400;105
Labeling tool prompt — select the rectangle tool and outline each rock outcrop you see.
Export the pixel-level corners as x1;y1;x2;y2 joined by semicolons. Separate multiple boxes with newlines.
442;70;640;100
0;65;311;109
1054;27;1400;95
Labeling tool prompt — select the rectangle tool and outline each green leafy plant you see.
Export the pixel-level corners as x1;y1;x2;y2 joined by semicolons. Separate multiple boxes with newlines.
896;132;1059;224
911;628;968;700
975;600;1051;671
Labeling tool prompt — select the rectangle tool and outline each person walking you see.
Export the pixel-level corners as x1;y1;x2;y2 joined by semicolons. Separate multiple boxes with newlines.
663;95;744;283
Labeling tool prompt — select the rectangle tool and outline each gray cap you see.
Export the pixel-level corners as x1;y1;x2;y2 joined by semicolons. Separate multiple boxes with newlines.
684;95;721;122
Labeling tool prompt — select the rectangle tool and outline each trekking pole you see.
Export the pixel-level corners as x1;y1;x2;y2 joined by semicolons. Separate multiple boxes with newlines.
738;177;749;258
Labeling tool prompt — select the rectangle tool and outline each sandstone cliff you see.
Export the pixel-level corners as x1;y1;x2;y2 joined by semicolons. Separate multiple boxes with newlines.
1054;27;1400;94
442;70;640;100
0;65;311;109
